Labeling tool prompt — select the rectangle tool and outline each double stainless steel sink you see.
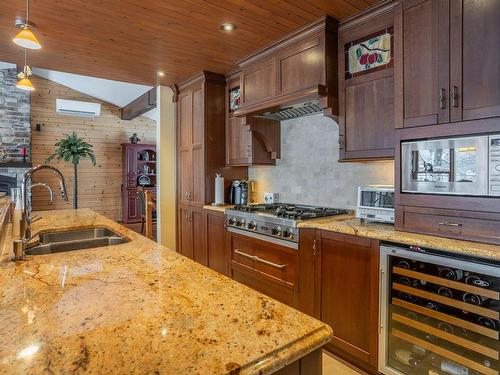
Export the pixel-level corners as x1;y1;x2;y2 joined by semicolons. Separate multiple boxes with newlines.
26;227;129;255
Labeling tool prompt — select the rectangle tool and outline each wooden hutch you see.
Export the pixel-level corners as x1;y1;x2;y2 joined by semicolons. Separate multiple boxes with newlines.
122;143;156;223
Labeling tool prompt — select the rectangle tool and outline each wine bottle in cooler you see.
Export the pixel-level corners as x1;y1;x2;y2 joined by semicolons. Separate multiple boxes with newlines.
429;360;469;375
465;273;498;289
393;349;421;367
438;267;464;282
462;292;489;306
476;316;498;330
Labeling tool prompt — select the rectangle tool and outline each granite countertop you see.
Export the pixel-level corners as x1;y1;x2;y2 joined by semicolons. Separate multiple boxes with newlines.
203;204;234;213
298;216;500;261
0;208;332;374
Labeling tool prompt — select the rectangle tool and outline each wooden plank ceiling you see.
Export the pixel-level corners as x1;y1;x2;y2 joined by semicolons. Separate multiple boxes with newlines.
0;0;379;86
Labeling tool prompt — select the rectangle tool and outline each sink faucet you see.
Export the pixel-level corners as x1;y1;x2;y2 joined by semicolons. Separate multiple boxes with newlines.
13;165;68;260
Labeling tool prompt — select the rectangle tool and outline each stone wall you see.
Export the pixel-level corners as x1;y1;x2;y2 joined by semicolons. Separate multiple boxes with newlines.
0;68;31;163
248;113;394;209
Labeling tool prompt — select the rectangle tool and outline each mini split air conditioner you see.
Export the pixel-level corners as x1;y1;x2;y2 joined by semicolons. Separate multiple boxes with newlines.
56;99;101;118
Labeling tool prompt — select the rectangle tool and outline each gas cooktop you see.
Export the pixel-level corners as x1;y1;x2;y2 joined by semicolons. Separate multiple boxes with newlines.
231;203;350;220
225;203;351;248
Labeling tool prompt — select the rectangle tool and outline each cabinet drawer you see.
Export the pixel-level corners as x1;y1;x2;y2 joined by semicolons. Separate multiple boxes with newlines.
230;233;297;286
403;211;500;244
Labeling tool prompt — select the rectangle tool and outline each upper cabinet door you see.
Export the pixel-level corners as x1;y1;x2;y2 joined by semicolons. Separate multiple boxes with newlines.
398;0;450;127
191;85;205;206
344;73;395;159
177;90;193;205
241;56;277;106
277;34;325;95
456;0;500;121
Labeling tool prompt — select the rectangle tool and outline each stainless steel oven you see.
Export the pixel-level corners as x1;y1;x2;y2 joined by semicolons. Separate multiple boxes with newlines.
401;134;500;197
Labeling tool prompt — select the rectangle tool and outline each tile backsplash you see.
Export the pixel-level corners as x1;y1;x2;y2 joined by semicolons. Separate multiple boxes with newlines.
248;113;394;209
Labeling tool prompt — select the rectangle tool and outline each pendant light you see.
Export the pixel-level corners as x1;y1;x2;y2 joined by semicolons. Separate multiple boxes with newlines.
13;0;41;50
16;49;35;91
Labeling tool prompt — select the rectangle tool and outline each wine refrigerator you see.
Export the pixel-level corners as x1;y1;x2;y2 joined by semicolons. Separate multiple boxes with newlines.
379;244;500;375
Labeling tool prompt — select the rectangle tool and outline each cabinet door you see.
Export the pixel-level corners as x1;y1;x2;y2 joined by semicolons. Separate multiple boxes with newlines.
178;90;192;205
178;206;193;259
126;190;140;222
400;0;449;127
457;0;500;121
343;72;394;159
241;56;277;106
277;34;325;95
191;85;205;206
205;211;229;276
191;208;206;265
319;232;379;370
227;116;252;165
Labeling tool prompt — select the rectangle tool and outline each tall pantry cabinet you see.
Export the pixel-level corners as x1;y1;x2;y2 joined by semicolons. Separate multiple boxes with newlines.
176;71;246;262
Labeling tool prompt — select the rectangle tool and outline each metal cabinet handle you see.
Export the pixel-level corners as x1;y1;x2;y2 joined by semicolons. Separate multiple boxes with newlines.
452;86;459;108
439;88;446;110
234;249;287;270
438;221;462;227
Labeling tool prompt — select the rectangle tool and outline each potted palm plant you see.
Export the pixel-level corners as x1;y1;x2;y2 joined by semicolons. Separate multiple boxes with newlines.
46;132;96;209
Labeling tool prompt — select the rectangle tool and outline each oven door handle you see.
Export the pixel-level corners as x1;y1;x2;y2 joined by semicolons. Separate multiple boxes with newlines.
234;249;287;270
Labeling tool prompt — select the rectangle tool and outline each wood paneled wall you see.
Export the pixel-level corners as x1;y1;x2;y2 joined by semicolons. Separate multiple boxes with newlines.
30;75;156;221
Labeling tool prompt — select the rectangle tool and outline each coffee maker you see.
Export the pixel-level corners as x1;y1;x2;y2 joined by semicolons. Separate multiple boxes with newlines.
229;180;248;205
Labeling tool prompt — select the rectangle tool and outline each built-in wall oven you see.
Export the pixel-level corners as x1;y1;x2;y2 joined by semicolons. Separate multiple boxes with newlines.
401;134;500;197
379;244;500;375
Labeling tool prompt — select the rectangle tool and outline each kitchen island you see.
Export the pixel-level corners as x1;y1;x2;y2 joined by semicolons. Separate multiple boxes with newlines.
0;209;332;374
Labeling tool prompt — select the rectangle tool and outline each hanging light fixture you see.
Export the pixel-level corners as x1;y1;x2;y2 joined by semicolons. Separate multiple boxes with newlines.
13;0;41;50
16;49;35;91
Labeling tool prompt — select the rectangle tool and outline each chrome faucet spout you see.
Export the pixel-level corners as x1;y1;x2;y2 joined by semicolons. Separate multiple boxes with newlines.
13;165;69;260
29;183;54;204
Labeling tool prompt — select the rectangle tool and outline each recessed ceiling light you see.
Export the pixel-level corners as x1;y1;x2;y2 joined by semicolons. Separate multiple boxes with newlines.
220;23;236;32
156;71;165;77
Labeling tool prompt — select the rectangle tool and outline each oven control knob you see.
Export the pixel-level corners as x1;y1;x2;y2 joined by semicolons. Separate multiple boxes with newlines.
228;217;236;225
272;226;282;236
247;221;257;230
237;218;245;227
496;164;500;172
284;228;294;239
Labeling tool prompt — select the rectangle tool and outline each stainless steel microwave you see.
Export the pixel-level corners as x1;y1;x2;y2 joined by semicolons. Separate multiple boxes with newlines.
401;134;500;196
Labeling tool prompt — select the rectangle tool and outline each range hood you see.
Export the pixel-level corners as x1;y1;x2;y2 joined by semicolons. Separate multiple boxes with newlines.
254;100;323;121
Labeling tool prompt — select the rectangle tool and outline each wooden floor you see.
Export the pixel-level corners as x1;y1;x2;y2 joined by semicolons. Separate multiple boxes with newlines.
323;351;366;375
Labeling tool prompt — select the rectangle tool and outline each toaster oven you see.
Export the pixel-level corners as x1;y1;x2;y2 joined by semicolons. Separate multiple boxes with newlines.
356;185;395;224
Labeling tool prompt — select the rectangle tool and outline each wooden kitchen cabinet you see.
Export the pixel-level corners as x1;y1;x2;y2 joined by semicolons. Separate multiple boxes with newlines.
177;205;204;263
176;71;247;258
457;0;500;121
276;34;325;96
395;0;500;128
317;231;379;373
338;2;396;161
240;56;277;108
204;209;229;276
228;230;299;308
234;16;338;118
225;72;280;166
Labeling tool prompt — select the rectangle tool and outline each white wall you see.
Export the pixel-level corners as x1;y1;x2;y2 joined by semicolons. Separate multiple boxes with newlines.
248;114;394;209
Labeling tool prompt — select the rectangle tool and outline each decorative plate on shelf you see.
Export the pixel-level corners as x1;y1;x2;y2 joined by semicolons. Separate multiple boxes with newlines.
137;174;151;186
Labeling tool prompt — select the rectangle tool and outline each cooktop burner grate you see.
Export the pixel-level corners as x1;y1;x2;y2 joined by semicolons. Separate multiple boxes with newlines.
232;203;349;220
